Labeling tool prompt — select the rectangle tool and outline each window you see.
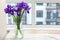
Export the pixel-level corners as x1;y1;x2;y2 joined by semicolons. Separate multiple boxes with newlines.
35;3;45;25
56;22;60;25
22;13;27;25
8;19;12;25
57;10;60;17
35;3;60;25
47;10;57;19
7;15;14;25
57;3;60;7
8;14;11;17
36;10;43;17
36;22;43;25
46;21;56;25
47;3;56;7
37;3;43;6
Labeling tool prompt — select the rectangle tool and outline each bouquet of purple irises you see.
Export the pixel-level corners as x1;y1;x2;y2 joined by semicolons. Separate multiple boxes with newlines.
4;1;31;38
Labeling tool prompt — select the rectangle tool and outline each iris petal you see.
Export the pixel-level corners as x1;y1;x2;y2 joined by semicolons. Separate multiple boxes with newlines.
4;2;31;16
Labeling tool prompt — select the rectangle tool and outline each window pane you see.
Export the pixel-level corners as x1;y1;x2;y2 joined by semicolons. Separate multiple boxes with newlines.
57;10;60;17
47;10;57;19
36;22;43;25
8;19;12;25
56;22;60;25
22;13;27;25
8;14;11;17
47;3;56;7
36;10;43;17
46;21;56;25
37;3;43;5
57;3;60;7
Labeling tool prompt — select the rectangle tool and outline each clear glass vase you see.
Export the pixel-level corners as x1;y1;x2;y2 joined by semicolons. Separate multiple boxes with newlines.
15;25;23;39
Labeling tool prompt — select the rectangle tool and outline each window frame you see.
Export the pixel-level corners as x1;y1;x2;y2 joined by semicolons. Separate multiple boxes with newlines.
6;2;60;31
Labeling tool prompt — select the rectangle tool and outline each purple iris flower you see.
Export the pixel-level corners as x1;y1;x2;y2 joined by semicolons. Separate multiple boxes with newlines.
17;2;26;8
7;5;13;8
4;5;14;15
17;2;31;13
4;1;31;16
10;8;14;15
24;6;31;13
17;11;21;16
4;8;10;13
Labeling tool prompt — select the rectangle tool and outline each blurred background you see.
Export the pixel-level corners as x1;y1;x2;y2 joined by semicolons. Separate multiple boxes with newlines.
0;0;60;40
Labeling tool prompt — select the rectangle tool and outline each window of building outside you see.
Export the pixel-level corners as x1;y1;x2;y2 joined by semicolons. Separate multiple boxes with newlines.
36;10;43;17
37;3;43;6
35;3;60;25
47;3;56;7
36;22;43;25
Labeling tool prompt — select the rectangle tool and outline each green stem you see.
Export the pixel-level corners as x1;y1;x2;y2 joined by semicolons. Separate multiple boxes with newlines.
17;24;20;30
21;10;25;18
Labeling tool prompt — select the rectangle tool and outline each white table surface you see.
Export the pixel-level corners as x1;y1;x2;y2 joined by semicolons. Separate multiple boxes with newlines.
5;30;60;40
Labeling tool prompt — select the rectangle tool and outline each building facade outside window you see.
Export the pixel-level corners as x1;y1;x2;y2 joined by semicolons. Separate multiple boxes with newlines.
35;3;60;25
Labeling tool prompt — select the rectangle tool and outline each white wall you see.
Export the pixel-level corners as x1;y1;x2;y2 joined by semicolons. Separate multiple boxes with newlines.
0;0;7;40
